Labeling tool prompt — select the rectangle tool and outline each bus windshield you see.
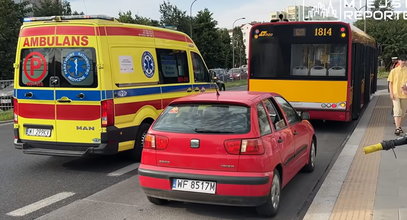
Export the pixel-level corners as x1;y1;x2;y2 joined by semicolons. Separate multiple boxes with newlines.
250;23;348;79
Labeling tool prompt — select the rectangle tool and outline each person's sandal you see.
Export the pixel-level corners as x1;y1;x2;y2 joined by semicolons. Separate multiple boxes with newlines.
395;127;404;136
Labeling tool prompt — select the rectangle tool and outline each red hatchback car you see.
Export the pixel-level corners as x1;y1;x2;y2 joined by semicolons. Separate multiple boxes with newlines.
138;91;316;217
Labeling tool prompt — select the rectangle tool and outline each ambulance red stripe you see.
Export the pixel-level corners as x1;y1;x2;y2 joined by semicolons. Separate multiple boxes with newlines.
56;105;100;120
115;100;162;116
20;26;193;43
154;30;193;43
56;26;95;35
17;98;179;119
18;103;55;119
20;26;96;37
19;26;55;37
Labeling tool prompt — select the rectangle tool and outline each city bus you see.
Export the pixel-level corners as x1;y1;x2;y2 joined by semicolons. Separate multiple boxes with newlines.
248;21;378;121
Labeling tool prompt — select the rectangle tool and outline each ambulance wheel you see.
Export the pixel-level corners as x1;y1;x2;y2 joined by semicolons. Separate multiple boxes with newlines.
128;122;151;161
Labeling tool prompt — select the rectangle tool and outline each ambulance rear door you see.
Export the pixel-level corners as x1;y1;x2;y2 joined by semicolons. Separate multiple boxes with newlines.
54;46;101;145
18;48;57;144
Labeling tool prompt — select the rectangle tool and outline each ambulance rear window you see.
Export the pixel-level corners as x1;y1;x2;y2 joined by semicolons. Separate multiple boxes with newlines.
19;48;97;88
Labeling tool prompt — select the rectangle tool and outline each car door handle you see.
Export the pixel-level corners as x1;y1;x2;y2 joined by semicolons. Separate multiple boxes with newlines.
277;137;284;143
57;96;72;103
24;92;33;98
76;93;85;99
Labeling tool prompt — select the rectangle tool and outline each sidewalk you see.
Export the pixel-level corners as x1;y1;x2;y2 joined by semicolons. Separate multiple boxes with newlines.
305;79;407;220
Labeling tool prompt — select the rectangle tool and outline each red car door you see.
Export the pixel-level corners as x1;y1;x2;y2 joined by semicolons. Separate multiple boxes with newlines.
275;96;310;173
262;99;297;185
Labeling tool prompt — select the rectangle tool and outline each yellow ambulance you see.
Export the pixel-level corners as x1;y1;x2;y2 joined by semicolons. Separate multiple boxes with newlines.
13;15;216;159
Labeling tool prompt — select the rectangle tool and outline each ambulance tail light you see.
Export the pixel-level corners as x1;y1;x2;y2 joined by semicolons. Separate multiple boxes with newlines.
13;98;18;123
101;99;114;127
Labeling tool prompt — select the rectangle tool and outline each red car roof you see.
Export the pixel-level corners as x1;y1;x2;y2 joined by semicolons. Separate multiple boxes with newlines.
170;91;281;106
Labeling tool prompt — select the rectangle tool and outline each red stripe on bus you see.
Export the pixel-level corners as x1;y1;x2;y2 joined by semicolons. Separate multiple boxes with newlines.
115;100;162;116
56;26;95;35
20;26;55;37
56;105;100;120
18;103;55;119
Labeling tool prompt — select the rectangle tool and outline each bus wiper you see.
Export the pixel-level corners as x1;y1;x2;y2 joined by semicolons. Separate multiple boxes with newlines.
194;128;234;133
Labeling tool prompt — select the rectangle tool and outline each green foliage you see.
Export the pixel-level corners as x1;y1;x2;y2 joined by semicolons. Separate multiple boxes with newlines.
232;27;246;68
159;1;189;33
193;9;222;69
0;109;13;121
33;0;72;16
225;79;247;88
115;3;242;69
118;11;159;26
218;28;233;68
0;0;30;79
354;0;407;70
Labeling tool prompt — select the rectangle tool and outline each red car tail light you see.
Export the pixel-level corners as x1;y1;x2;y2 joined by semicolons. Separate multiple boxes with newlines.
224;139;241;154
224;138;264;155
241;139;264;155
144;134;168;150
101;99;114;127
13;98;18;123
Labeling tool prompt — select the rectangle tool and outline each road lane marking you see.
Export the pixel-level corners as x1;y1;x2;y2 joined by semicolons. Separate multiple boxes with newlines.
7;192;75;217
107;163;140;177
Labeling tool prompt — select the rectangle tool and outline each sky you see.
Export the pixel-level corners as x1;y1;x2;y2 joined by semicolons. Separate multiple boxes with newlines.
68;0;407;29
68;0;304;28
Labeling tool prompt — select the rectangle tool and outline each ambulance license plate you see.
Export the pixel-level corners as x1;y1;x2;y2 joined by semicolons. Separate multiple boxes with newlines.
172;178;216;194
26;128;51;137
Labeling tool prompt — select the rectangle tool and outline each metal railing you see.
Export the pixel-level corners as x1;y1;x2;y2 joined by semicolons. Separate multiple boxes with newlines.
0;80;14;111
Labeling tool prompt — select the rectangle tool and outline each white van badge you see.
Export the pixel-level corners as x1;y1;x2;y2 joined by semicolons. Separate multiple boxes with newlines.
142;51;155;78
63;51;91;82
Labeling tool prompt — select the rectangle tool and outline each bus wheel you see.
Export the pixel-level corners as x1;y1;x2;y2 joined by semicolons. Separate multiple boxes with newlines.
127;123;151;161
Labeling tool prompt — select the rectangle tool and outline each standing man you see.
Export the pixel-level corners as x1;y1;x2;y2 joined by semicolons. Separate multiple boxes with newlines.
388;54;407;135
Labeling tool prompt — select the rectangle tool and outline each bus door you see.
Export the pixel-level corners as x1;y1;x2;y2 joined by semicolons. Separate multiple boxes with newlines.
351;43;365;119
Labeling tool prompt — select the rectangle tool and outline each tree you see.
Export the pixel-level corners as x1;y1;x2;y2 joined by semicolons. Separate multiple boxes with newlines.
159;1;189;33
354;0;407;70
218;28;233;68
117;11;159;26
0;0;30;79
33;0;72;16
232;26;246;68
192;9;223;69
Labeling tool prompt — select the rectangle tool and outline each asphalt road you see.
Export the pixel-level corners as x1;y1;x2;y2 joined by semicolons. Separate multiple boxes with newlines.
0;83;362;219
0;123;137;220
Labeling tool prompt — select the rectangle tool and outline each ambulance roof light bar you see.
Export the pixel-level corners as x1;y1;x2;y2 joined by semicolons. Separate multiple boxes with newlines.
23;15;115;22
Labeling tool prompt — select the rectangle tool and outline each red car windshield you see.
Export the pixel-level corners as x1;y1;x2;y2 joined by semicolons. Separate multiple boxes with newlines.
153;104;251;134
